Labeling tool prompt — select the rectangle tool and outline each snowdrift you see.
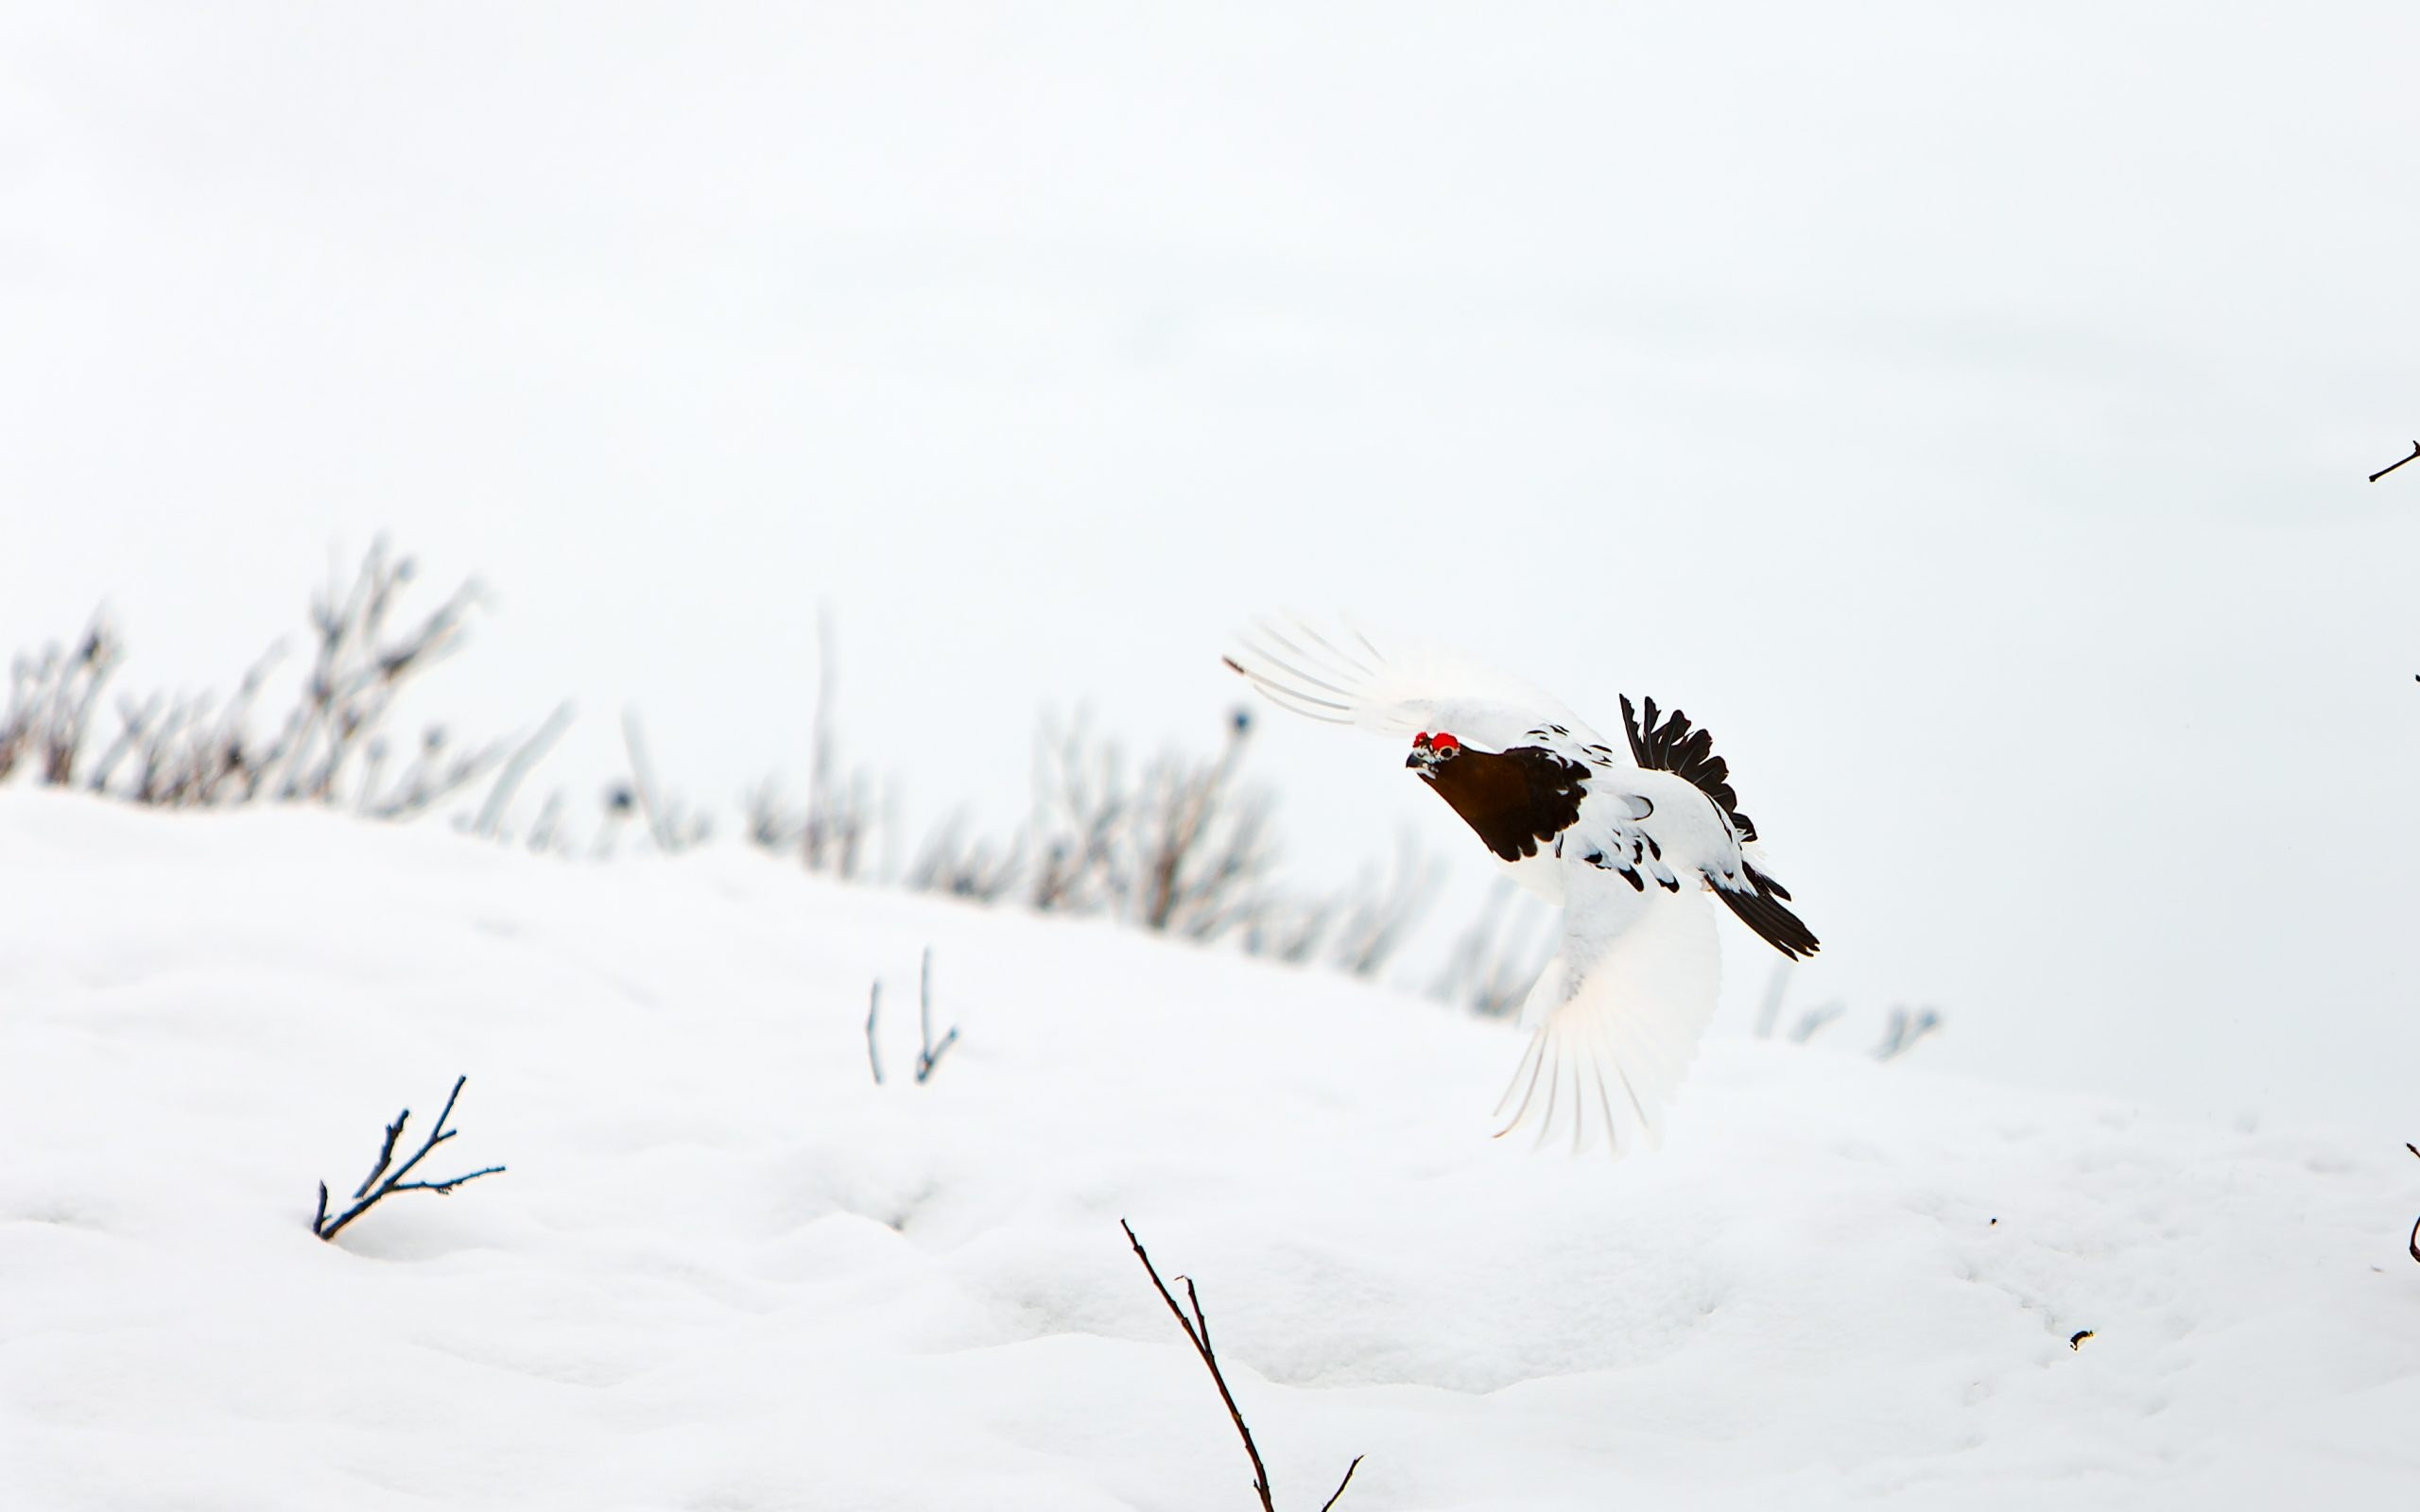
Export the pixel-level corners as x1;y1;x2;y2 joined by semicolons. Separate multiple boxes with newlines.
4;793;2415;1509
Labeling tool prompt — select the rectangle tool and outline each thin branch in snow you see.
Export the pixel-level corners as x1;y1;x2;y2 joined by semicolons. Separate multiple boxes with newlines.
866;951;958;1088
616;709;708;853
620;708;672;853
469;701;574;840
866;981;885;1087
2407;1143;2419;1265
914;947;958;1085
1754;960;1793;1040
1119;1219;1361;1511
312;1075;505;1242
1788;1001;1845;1043
2368;440;2419;482
1875;1006;1943;1061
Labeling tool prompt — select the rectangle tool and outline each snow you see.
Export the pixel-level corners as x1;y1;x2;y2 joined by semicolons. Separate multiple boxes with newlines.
6;792;2415;1509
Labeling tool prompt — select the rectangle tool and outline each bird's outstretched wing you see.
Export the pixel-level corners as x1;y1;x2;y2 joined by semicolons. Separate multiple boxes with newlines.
1494;862;1722;1157
1224;614;1610;755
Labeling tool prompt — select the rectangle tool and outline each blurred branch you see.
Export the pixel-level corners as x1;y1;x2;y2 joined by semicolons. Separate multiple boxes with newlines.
470;702;575;840
1755;961;1793;1040
866;981;885;1086
915;946;959;1084
618;708;709;853
1429;882;1554;1019
621;708;674;852
0;613;122;786
1875;1006;1942;1061
7;542;565;825
1323;833;1439;977
863;948;959;1088
906;813;1025;902
276;540;482;804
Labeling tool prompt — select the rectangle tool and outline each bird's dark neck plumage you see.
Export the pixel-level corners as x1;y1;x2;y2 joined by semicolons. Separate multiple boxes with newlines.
1418;745;1589;863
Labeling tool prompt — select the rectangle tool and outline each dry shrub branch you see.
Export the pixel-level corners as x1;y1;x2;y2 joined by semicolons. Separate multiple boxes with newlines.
312;1075;504;1242
3;541;565;830
1120;1220;1362;1511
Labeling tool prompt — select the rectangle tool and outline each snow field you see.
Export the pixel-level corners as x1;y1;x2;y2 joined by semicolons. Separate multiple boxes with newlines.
3;792;2415;1509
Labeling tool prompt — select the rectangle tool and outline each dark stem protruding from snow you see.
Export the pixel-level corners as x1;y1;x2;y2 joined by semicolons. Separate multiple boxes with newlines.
866;981;885;1086
1319;1457;1365;1512
2369;441;2420;483
915;947;958;1084
1120;1218;1361;1511
312;1074;504;1242
2407;1143;2419;1264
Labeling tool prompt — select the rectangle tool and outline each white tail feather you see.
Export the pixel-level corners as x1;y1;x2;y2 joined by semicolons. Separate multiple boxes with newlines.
1494;887;1721;1157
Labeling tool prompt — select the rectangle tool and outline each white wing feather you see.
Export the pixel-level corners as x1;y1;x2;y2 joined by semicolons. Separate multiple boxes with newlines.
1494;866;1721;1157
1226;614;1614;755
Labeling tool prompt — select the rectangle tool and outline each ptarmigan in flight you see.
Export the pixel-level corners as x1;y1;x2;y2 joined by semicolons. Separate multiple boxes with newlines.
1225;617;1818;1155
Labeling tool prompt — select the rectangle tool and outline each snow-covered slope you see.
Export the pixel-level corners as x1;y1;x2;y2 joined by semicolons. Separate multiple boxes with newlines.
4;794;2415;1510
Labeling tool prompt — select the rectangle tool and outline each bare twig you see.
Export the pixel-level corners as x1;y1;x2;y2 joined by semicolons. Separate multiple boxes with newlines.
915;947;958;1084
2369;440;2420;483
1319;1459;1365;1512
621;708;675;853
0;615;123;786
1875;1006;1943;1061
866;981;885;1087
906;814;1025;902
866;952;959;1087
2407;1143;2419;1265
276;541;483;804
1754;960;1793;1040
313;1075;505;1242
1119;1219;1361;1511
1123;1219;1276;1511
471;701;574;839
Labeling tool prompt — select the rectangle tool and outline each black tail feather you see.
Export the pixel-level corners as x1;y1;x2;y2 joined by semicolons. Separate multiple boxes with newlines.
1717;874;1820;959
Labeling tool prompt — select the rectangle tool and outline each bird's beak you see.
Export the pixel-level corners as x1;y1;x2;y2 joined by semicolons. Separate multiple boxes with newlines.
1406;753;1422;768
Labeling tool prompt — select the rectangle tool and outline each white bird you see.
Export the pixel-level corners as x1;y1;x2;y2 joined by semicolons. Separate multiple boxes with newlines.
1224;617;1818;1155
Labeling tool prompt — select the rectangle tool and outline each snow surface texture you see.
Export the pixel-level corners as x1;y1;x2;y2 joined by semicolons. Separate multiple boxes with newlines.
5;794;2417;1510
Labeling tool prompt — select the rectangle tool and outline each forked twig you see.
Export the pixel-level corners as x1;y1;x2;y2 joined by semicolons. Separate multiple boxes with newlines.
866;949;959;1088
915;947;959;1084
1120;1219;1361;1511
313;1075;504;1241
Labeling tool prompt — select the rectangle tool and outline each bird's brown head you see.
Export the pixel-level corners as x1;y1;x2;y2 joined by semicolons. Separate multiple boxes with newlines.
1406;730;1461;777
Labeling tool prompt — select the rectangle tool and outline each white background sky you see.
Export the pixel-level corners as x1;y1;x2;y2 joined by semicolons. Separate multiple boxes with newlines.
4;3;2416;1129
